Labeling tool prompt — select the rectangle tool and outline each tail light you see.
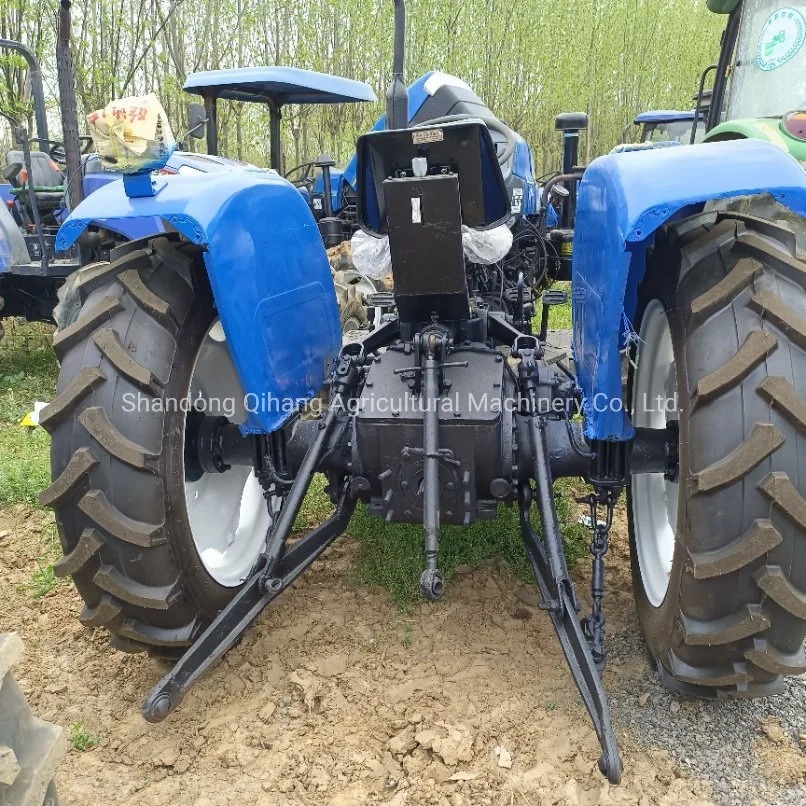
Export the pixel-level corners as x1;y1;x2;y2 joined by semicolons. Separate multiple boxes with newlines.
157;166;178;175
782;111;806;141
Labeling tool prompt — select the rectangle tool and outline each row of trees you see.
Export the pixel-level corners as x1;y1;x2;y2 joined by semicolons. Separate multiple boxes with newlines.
0;0;724;171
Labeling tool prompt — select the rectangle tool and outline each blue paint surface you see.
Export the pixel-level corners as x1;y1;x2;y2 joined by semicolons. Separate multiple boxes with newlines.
184;66;376;105
573;138;806;441
512;136;538;215
58;170;341;434
634;109;700;124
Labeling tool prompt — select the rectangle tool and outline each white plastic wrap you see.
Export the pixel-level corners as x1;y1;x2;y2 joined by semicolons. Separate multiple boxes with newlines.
352;222;513;276
350;229;392;279
461;224;513;265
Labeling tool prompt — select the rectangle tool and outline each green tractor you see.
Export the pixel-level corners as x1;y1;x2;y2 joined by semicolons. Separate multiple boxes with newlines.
701;0;806;162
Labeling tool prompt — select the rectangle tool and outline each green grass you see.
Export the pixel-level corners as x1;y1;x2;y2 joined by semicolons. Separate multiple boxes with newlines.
20;515;67;598
69;721;100;752
0;321;58;422
0;424;53;508
534;281;573;331
25;564;59;598
0;321;57;508
348;480;588;610
400;620;413;648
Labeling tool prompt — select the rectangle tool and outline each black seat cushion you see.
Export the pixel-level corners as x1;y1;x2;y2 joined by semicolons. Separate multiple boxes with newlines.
6;151;64;189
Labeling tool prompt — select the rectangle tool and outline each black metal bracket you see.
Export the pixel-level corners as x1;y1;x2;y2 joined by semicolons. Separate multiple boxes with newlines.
516;344;622;784
142;346;368;722
142;483;356;723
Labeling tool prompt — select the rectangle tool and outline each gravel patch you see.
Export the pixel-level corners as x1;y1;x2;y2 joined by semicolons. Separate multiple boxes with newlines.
608;628;806;806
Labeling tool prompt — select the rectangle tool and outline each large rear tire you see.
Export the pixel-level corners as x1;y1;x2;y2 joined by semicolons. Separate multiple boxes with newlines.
41;236;270;654
628;210;806;697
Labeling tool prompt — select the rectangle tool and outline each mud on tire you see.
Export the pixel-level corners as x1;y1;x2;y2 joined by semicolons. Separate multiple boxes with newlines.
629;209;806;697
40;236;236;655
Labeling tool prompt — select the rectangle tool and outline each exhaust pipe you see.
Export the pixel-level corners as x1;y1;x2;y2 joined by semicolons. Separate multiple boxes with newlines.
386;0;409;129
0;39;48;145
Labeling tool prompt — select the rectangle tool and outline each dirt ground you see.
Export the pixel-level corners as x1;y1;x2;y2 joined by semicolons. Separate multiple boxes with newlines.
1;503;718;806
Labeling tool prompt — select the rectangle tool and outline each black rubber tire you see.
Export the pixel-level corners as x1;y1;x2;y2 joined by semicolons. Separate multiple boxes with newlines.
338;284;369;331
0;634;65;805
628;210;806;697
40;235;238;655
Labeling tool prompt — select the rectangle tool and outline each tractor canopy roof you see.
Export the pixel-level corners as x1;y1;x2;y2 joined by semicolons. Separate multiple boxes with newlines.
634;110;702;124
183;67;376;106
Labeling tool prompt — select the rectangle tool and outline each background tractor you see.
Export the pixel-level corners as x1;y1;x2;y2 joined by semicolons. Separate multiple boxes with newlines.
699;0;806;161
40;0;806;785
0;14;91;331
620;109;706;145
0;7;380;335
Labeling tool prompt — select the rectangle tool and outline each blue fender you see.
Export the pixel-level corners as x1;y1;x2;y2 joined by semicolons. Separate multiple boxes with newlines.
81;171;166;241
573;138;806;441
58;171;341;435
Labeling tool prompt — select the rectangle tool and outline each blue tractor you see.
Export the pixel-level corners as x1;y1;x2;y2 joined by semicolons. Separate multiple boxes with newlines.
41;0;806;783
621;109;707;145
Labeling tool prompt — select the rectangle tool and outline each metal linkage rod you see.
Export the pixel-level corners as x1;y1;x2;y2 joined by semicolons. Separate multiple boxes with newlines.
419;332;445;599
142;485;356;723
141;346;365;722
515;339;623;784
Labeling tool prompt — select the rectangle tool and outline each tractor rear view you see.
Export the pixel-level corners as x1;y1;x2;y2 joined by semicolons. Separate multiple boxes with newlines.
40;0;806;784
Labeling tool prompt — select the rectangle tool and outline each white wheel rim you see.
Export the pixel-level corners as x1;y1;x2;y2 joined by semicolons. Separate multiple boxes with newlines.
183;320;271;587
631;301;679;608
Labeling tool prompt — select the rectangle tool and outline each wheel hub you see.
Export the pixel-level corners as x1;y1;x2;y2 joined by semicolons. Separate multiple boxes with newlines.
630;301;680;608
182;320;272;588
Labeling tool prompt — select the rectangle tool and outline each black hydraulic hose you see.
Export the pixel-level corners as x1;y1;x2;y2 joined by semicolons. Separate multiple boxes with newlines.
0;39;48;144
540;171;584;211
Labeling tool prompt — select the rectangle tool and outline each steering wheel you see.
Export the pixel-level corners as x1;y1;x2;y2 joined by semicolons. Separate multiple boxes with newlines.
284;161;316;190
49;137;95;163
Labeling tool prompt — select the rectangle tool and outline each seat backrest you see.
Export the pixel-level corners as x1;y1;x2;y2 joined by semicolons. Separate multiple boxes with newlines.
6;151;64;188
355;119;510;237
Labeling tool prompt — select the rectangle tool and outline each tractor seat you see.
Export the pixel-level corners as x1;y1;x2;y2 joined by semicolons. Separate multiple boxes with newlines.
5;151;65;214
410;77;518;182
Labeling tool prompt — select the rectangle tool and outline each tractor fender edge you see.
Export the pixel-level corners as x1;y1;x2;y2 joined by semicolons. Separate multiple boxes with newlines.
573;138;806;441
57;171;341;435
